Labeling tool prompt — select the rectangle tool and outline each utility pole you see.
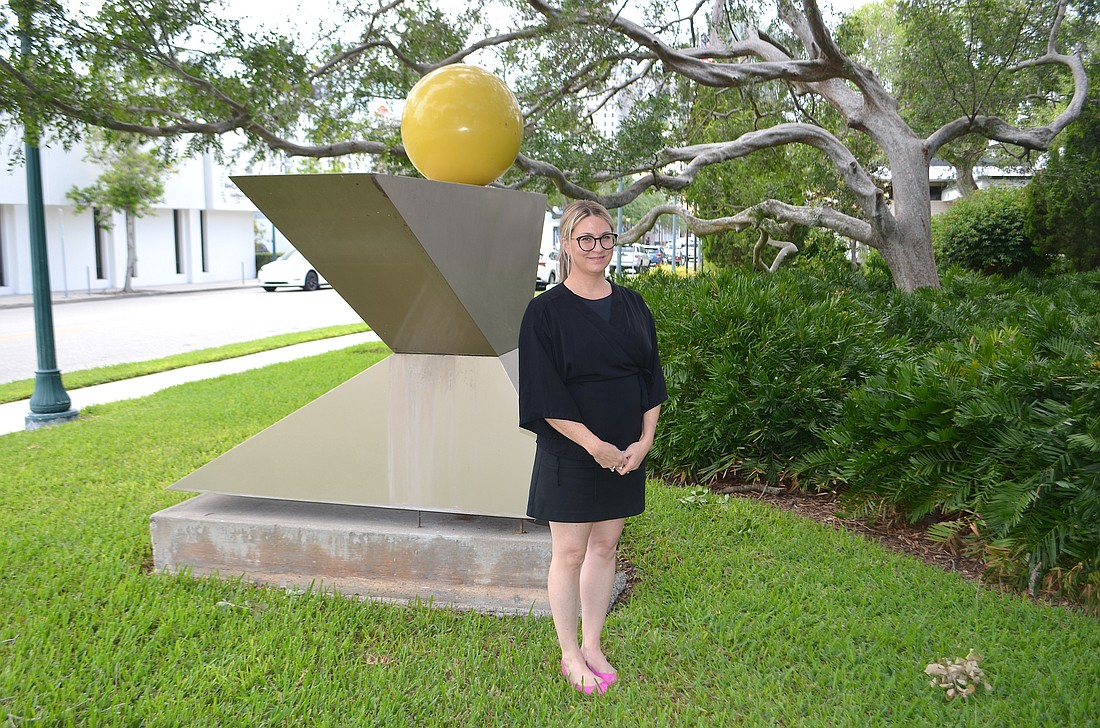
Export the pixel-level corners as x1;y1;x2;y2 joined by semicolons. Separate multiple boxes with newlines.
19;0;79;430
614;178;623;276
671;214;678;274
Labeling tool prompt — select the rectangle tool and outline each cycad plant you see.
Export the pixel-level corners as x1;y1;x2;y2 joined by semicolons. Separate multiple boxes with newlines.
803;322;1100;599
631;268;901;482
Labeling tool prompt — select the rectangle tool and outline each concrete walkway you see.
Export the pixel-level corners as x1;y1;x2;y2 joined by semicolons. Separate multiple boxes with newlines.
0;330;381;437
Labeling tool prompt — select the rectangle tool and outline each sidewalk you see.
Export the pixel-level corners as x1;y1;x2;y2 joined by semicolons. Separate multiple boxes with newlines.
0;330;381;437
0;279;258;310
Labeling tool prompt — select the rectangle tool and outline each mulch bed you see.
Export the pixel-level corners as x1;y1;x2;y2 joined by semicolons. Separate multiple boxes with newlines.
715;481;1100;616
708;477;992;586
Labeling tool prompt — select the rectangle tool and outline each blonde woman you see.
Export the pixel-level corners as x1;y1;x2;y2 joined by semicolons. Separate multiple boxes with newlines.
518;200;666;695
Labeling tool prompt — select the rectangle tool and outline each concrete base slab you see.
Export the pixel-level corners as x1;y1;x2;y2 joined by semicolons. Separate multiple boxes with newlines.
25;408;80;430
151;493;552;615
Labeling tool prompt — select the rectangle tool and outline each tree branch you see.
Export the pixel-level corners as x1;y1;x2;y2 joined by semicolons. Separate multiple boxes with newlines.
312;25;554;79
523;51;649;126
511;116;891;236
513;153;666;206
617;201;871;248
925;0;1087;156
730;199;872;244
778;0;897;127
244;122;394;157
661;123;887;220
752;228;799;273
525;0;839;86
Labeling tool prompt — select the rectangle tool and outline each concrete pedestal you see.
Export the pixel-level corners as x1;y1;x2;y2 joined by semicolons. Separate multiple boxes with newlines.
151;493;551;615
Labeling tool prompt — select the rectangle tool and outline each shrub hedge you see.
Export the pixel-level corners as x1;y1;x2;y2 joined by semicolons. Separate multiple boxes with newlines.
630;267;1100;601
631;268;905;481
932;186;1044;276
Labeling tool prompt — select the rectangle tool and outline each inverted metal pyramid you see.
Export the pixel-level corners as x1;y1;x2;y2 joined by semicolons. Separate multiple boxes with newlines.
231;173;546;356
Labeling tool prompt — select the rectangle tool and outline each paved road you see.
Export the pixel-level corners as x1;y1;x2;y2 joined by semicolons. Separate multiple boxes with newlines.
0;286;364;384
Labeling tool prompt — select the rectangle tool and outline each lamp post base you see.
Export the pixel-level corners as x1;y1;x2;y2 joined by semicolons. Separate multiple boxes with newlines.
25;408;80;431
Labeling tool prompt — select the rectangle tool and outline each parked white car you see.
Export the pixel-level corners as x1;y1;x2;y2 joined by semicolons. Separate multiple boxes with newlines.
258;249;329;292
536;249;559;289
607;244;650;275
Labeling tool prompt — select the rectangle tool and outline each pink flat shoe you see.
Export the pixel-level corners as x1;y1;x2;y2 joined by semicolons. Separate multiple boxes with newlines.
586;664;617;688
560;660;608;695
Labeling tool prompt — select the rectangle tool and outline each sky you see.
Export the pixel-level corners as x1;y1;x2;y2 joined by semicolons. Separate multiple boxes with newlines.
224;0;871;38
61;0;870;31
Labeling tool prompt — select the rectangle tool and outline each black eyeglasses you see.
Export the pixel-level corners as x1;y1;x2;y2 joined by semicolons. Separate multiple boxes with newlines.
574;233;618;251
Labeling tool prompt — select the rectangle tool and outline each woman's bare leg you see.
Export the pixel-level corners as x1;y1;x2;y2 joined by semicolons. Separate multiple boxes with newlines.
547;521;604;690
579;518;625;676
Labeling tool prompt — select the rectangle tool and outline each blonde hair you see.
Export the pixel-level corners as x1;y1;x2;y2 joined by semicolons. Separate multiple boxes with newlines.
557;200;614;281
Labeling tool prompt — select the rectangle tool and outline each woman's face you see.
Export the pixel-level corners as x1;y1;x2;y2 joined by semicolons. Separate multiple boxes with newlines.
566;214;615;277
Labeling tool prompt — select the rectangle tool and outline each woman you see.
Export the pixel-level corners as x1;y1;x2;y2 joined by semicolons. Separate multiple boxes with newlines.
518;200;666;695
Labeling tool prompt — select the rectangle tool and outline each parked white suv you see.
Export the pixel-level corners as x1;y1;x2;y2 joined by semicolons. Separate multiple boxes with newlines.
607;244;650;275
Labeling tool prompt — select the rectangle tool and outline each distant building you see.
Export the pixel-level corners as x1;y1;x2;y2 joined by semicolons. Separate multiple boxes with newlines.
593;102;625;138
0;129;261;297
929;158;1032;215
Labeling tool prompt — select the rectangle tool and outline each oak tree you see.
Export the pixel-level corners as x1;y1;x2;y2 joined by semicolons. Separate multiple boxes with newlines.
1;0;1088;290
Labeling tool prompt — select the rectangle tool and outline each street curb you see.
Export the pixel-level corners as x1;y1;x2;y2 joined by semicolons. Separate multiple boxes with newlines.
0;281;260;310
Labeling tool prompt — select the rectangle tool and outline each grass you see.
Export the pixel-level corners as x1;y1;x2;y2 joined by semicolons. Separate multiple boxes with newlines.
0;323;370;405
2;343;1099;725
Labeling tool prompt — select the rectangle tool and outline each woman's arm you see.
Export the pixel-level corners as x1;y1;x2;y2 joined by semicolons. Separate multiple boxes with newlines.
621;404;661;475
545;418;626;471
547;403;661;476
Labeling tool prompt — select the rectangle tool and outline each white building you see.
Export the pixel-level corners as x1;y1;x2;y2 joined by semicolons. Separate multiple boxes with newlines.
0;130;261;298
929;157;1033;215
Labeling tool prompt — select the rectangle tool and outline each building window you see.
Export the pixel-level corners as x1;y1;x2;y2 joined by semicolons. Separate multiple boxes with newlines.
199;210;209;273
173;210;185;274
93;208;106;280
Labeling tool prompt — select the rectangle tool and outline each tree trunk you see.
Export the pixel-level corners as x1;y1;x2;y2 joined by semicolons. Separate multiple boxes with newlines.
878;232;941;291
954;158;979;197
123;209;137;293
878;140;942;291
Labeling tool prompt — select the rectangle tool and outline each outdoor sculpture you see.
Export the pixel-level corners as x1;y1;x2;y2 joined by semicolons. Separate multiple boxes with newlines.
170;66;543;519
155;68;555;614
169;173;545;517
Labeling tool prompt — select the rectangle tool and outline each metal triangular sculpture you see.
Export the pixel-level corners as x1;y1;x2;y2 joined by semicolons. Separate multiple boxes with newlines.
233;173;542;356
169;174;544;517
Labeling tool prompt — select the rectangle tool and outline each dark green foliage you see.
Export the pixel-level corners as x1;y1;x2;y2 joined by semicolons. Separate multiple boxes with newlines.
629;268;905;482
933;186;1043;276
788;228;853;272
700;228;758;269
873;267;1083;346
630;267;1100;592
1025;62;1100;272
800;270;1100;586
858;247;894;289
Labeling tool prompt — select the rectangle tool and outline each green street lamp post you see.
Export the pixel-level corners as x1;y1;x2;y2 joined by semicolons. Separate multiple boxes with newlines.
19;2;79;430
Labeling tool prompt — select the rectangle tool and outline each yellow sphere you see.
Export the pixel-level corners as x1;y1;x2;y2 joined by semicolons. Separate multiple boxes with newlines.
401;65;523;186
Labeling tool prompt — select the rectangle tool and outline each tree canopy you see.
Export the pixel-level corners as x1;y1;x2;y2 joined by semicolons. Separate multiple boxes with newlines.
0;0;1089;290
66;137;172;292
1026;60;1100;271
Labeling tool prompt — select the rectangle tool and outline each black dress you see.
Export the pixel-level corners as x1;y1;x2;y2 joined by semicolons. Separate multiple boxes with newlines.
518;282;667;522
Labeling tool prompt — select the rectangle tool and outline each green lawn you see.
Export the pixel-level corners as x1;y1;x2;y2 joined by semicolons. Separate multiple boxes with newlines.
1;342;1098;725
